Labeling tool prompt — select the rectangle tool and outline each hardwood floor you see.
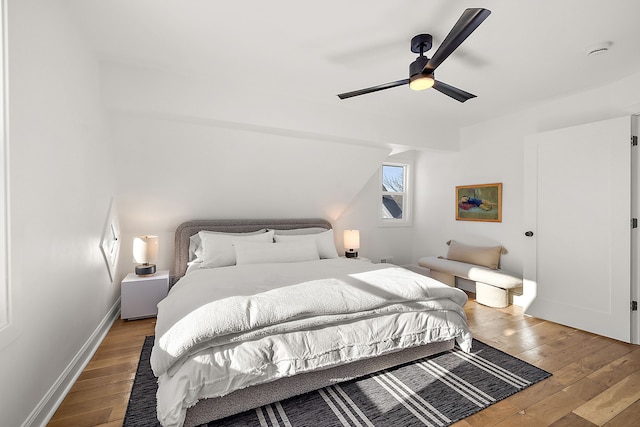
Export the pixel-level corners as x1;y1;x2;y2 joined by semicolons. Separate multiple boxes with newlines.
47;317;156;427
47;294;640;426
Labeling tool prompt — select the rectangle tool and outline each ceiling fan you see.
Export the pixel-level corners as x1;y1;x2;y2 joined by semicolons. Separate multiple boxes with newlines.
337;8;491;102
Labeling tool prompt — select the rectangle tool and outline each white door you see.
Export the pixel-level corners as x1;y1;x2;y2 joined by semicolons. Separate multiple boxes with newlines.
523;116;631;343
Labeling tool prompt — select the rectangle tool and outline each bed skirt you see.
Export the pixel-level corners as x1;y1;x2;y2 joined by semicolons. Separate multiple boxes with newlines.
184;339;455;426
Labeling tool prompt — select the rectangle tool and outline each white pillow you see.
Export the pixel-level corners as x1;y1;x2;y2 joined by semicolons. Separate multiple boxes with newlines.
273;229;339;259
189;229;268;261
235;240;319;265
271;227;328;235
200;230;275;268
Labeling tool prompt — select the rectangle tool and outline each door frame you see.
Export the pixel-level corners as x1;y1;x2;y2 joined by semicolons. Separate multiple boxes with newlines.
632;114;639;344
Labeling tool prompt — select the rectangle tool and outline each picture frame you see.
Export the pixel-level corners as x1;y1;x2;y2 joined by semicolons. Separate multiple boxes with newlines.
99;199;120;282
456;183;502;222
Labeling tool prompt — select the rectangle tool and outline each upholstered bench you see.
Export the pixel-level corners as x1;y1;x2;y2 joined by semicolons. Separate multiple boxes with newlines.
417;240;522;308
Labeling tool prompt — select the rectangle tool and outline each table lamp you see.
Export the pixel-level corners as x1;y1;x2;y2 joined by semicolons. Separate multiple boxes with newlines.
343;229;360;258
133;235;158;275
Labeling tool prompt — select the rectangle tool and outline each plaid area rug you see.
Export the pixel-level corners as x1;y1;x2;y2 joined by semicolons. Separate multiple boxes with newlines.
124;337;551;427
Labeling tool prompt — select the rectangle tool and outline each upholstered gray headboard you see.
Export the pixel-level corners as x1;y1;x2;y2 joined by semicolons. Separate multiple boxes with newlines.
174;218;333;279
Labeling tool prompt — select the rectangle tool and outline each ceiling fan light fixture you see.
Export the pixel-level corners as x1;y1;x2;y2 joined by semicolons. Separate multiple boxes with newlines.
409;73;435;91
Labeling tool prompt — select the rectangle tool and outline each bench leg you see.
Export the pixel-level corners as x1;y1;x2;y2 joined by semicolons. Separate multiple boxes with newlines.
476;282;509;308
429;270;455;287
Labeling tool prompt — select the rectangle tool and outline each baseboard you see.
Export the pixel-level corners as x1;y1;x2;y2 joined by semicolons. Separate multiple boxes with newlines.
22;297;121;427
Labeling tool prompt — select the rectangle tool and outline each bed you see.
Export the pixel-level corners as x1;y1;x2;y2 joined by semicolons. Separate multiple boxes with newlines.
151;219;472;427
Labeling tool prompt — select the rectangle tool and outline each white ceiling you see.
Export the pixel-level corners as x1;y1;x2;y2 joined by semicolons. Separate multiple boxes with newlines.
65;0;640;149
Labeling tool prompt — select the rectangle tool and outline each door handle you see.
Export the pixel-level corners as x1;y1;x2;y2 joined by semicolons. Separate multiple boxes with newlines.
525;231;534;237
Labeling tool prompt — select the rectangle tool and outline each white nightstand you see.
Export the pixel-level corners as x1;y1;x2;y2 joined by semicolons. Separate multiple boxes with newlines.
341;256;371;262
121;270;169;320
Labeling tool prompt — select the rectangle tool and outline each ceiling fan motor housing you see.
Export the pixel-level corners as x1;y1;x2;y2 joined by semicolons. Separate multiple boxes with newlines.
410;56;430;77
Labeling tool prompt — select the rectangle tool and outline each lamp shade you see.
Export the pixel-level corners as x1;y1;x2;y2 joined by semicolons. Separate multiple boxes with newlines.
343;230;360;250
133;235;159;264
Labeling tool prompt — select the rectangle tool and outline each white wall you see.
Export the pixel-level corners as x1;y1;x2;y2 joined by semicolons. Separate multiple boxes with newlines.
413;119;528;273
109;112;391;277
102;62;407;278
413;71;640;277
0;1;118;426
334;151;417;265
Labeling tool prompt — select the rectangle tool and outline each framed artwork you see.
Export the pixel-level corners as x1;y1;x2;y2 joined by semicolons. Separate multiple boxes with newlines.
99;199;120;282
456;183;502;222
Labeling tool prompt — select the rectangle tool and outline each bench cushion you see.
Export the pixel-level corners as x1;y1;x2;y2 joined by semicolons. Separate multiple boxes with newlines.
418;257;522;289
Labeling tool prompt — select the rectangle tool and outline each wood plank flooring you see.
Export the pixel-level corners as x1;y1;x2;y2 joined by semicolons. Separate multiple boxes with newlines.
48;293;640;426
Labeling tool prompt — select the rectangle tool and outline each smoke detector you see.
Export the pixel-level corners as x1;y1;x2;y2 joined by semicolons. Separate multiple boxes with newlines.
586;42;611;56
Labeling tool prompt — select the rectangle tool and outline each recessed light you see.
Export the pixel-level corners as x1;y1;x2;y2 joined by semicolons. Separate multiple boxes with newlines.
586;41;612;56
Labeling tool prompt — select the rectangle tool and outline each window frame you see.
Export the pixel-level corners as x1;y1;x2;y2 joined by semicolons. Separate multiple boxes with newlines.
379;159;413;227
99;199;120;283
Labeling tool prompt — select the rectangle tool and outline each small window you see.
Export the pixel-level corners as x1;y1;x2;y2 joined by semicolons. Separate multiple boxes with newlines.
99;200;120;282
380;161;412;226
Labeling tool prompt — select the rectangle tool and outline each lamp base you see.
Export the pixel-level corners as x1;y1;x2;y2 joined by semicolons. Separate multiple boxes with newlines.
135;263;156;276
345;251;358;258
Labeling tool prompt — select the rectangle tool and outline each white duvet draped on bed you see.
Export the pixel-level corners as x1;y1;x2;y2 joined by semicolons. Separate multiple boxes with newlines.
152;258;472;427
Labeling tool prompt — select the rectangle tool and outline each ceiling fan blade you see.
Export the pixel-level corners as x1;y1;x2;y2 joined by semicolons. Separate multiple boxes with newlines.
433;80;476;102
425;8;491;72
337;79;409;99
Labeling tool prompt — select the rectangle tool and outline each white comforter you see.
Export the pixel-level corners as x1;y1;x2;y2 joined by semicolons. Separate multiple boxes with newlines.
152;259;472;427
